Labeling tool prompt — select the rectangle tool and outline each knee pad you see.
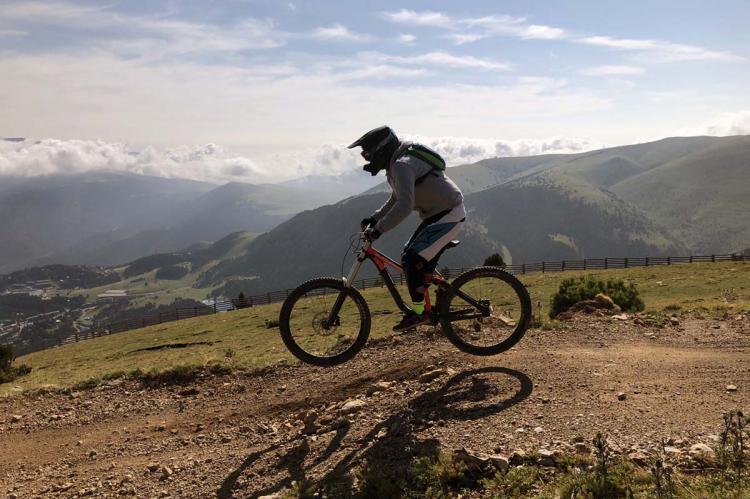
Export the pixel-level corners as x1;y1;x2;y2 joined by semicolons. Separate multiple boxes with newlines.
401;250;428;272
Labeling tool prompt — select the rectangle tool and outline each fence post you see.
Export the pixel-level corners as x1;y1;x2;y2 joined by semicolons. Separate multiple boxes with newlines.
583;259;587;270
267;292;271;304
522;263;526;274
712;254;715;262
645;257;649;267
624;257;629;268
689;255;693;263
142;318;146;328
604;258;608;269
75;332;79;342
542;261;545;273
667;256;671;265
214;302;217;313
561;260;566;271
158;312;162;323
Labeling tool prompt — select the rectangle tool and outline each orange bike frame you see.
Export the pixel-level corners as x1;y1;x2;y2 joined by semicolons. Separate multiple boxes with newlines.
343;238;446;314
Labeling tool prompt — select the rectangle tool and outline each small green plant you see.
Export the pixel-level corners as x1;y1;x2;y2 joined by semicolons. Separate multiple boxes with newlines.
650;440;675;498
72;377;101;391
550;276;645;318
483;253;506;268
557;433;634;498
717;410;747;489
354;462;403;498
0;344;32;384
481;466;542;498
407;452;473;498
280;479;318;499
224;347;235;359
0;344;12;371
207;363;232;376
722;288;739;303
265;318;280;329
136;364;203;387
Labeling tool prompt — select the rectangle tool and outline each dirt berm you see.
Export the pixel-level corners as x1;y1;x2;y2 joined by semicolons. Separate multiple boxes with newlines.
1;314;748;497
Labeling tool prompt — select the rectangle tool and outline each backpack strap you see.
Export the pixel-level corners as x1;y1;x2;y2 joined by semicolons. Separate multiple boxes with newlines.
398;144;446;186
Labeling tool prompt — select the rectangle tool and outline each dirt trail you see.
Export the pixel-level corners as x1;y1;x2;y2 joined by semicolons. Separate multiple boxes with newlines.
1;315;749;498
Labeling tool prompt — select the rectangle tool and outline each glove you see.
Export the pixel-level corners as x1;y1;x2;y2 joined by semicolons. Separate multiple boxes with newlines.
363;226;381;241
360;216;377;231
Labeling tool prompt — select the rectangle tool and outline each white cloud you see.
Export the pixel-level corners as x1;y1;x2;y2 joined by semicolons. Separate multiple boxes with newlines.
382;8;743;64
398;33;416;45
0;139;267;183
0;134;606;184
311;23;370;42
363;51;511;71
0;0;286;60
446;33;487;45
581;65;645;76
411;135;603;165
384;10;566;44
382;9;453;28
0;51;611;168
578;36;745;63
462;15;567;40
333;64;429;81
680;110;750;137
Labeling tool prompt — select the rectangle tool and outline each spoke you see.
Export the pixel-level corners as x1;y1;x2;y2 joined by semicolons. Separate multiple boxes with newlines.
447;275;522;348
288;286;363;358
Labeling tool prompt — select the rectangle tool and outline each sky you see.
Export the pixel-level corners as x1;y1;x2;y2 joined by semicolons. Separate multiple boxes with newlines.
1;0;749;183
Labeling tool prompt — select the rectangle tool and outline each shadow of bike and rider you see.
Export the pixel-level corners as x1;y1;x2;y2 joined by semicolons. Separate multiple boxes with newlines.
217;366;533;498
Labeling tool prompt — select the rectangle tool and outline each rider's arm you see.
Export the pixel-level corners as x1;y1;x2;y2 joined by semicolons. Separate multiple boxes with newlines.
374;162;415;234
372;192;396;222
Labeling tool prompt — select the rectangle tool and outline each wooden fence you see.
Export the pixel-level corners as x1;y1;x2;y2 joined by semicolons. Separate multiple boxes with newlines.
61;252;747;344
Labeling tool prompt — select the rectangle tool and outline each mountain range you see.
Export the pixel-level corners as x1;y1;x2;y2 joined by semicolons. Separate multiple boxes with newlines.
1;135;748;299
0;173;347;273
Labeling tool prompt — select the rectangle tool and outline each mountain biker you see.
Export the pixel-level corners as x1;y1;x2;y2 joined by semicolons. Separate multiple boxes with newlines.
349;125;465;332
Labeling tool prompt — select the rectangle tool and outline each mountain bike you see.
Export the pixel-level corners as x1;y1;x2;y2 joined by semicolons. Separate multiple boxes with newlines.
278;231;531;366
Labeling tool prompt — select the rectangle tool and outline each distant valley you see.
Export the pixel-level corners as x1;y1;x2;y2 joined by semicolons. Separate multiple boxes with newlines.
1;135;749;344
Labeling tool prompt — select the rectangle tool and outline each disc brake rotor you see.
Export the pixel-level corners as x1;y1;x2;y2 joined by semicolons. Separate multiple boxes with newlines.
312;312;339;336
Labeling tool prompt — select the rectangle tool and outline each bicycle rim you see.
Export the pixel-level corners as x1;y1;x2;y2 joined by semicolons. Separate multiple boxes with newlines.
280;278;370;366
441;268;530;355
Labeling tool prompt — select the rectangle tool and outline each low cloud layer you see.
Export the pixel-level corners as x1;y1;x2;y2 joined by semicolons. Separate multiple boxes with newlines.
0;139;266;184
3;116;746;185
1;135;601;184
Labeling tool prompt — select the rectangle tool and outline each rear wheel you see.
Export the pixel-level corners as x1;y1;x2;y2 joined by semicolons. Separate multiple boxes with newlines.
439;267;531;355
279;278;371;366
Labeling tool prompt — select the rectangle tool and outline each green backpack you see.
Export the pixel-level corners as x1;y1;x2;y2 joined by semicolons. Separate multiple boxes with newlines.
398;143;446;185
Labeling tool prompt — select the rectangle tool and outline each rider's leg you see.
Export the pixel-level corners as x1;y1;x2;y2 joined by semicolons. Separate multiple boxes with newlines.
402;250;435;314
394;206;466;331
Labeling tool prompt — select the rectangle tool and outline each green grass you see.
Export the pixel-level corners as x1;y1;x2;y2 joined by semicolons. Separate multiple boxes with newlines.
3;262;748;394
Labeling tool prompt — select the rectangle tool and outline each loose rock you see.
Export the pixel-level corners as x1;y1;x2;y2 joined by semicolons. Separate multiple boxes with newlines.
340;399;367;414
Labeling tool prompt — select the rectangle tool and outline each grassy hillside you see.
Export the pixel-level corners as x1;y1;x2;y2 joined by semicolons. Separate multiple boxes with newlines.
199;192;503;296
469;171;687;263
611;135;750;252
6;261;748;394
76;231;260;307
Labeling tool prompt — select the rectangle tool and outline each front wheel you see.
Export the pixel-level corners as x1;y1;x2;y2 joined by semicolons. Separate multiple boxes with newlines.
439;267;531;356
279;277;371;366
